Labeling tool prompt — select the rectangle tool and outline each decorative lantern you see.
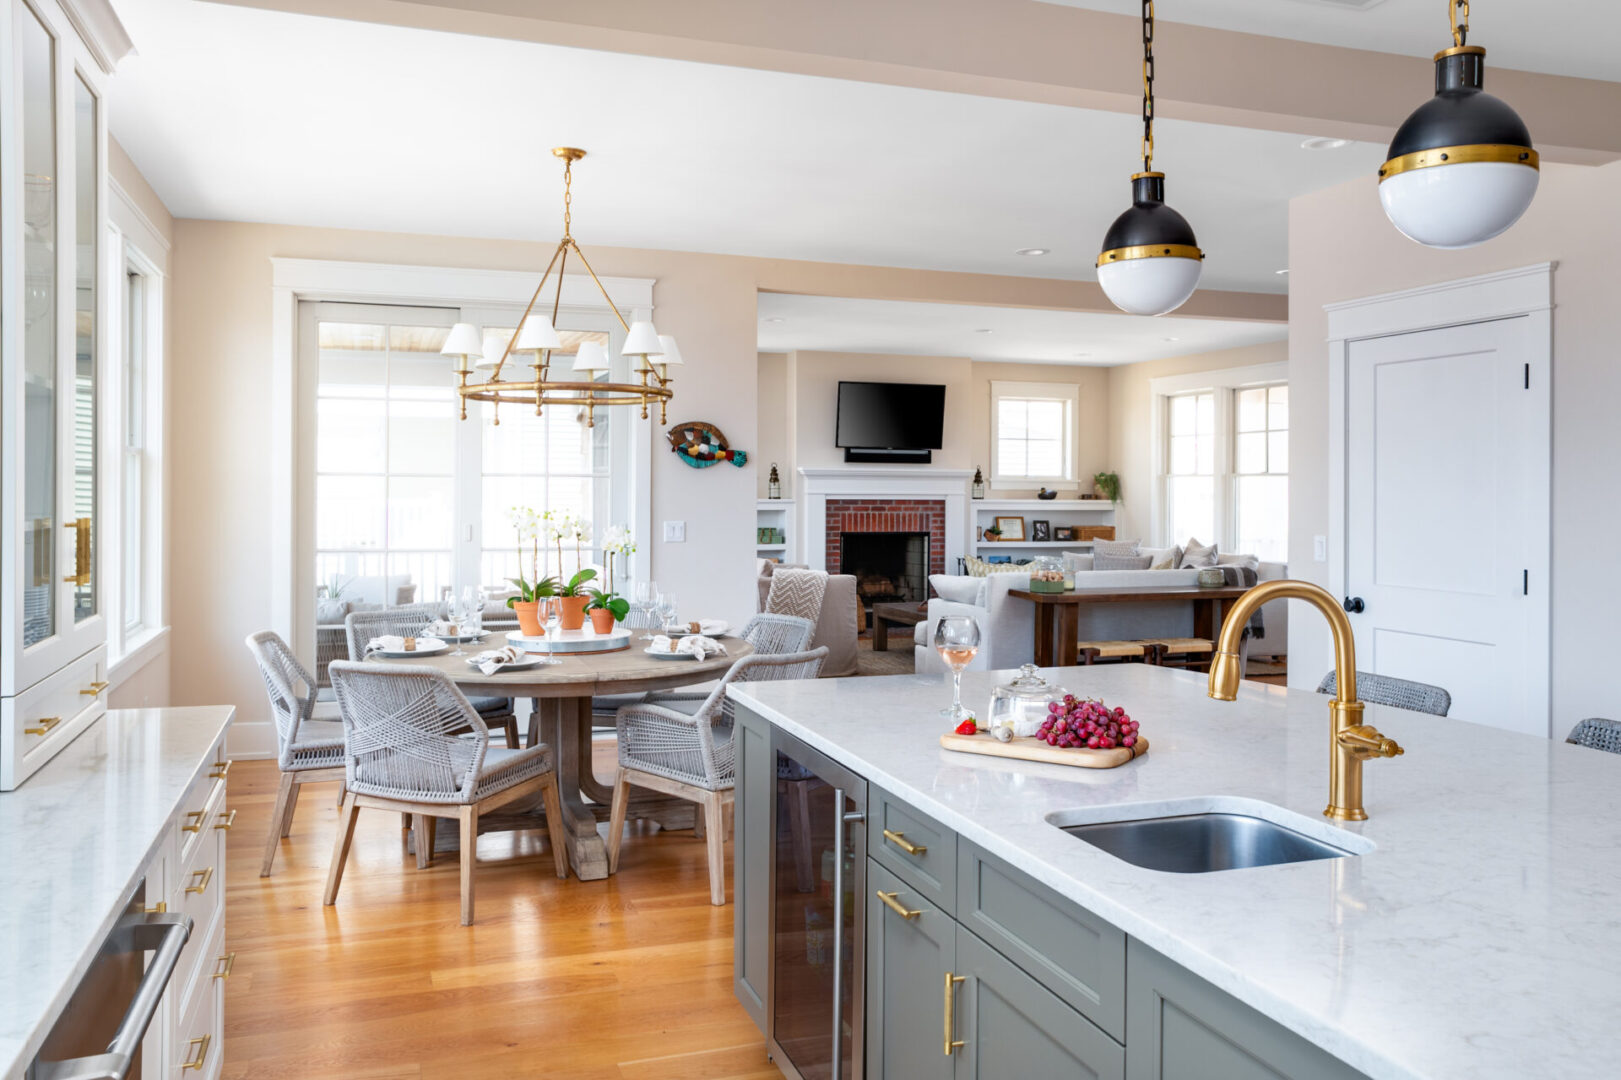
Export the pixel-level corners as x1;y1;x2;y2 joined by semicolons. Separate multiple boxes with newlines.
768;463;782;500
972;468;986;500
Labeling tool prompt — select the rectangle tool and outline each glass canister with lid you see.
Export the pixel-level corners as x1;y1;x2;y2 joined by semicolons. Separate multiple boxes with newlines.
986;664;1068;738
1027;554;1067;593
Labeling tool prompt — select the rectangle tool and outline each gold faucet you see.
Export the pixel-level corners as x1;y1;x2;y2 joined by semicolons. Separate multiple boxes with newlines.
1207;580;1403;822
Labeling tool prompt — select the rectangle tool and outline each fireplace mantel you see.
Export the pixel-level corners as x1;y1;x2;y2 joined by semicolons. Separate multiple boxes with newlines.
798;467;971;574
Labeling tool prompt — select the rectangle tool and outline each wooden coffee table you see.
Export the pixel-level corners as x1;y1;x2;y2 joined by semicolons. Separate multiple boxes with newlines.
870;601;927;652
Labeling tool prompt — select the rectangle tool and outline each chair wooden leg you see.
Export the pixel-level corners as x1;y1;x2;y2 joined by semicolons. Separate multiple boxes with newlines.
414;815;437;869
703;792;728;906
540;774;570;879
279;779;303;839
323;793;361;906
458;805;478;926
261;771;296;878
401;812;413;830
693;803;706;839
503;716;520;750
606;767;630;874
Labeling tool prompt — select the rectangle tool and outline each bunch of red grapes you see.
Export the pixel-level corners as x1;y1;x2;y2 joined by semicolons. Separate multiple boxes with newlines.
1037;696;1139;750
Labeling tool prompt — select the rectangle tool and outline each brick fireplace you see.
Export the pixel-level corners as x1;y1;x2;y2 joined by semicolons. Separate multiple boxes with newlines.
798;467;971;587
825;499;947;605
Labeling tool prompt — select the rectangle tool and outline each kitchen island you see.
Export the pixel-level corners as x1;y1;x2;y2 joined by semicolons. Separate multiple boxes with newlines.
728;665;1621;1080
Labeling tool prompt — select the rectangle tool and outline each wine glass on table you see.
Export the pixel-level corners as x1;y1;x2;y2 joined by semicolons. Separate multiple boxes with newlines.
537;600;563;665
934;615;981;723
658;592;678;635
460;585;484;647
634;581;658;641
443;594;469;656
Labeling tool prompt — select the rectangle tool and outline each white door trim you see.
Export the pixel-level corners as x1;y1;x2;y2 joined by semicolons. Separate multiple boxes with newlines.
1326;262;1552;731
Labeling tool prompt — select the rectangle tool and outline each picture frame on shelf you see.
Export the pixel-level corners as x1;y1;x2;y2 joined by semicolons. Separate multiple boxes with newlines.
1053;526;1076;542
1031;520;1051;542
992;516;1025;542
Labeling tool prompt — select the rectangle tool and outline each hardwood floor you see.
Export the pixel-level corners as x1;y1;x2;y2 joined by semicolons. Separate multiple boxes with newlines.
222;751;778;1079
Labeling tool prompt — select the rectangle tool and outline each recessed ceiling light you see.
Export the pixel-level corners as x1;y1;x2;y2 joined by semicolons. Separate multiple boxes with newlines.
1015;247;1050;256
1275;268;1291;275
1074;352;1092;359
1300;136;1350;151
974;328;994;334
762;316;786;323
1162;336;1180;342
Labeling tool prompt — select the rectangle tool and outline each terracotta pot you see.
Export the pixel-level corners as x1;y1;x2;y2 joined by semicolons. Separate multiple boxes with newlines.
588;607;616;635
512;599;544;636
557;595;590;631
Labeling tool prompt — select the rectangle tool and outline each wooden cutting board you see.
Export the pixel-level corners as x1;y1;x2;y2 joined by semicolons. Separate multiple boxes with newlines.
939;732;1149;769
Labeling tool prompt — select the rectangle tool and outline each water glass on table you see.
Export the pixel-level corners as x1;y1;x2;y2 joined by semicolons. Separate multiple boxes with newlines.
658;592;678;634
633;581;658;640
538;600;563;665
460;585;484;645
935;615;981;722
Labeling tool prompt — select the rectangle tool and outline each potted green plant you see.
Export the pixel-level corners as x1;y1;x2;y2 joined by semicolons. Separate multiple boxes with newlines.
504;506;556;635
1093;471;1122;503
553;568;598;631
585;587;630;634
984;523;1003;542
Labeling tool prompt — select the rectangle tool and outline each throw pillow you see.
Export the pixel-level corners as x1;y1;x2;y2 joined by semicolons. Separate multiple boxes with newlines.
965;555;1031;578
1062;552;1094;574
1092;538;1142;558
1178;537;1218;568
1093;552;1153;572
930;575;984;605
315;599;351;625
1144;545;1183;570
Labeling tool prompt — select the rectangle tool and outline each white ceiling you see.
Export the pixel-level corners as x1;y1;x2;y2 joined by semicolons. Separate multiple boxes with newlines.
755;294;1286;367
1037;0;1621;83
107;0;1385;294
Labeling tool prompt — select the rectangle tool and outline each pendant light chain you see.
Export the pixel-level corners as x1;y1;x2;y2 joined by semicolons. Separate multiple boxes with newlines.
1141;0;1155;174
1451;0;1470;47
562;156;574;240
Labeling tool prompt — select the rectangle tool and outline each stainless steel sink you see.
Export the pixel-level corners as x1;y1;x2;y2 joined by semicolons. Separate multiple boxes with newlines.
1058;812;1358;873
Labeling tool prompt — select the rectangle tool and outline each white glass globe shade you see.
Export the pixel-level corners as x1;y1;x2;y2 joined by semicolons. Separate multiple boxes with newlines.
1097;256;1202;317
1379;162;1539;250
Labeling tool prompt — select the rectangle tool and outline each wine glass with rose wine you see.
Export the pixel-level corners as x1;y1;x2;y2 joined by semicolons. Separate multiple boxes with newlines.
934;615;981;722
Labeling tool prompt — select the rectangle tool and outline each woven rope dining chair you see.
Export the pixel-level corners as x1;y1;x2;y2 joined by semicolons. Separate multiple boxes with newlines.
1317;670;1452;717
1567;718;1621;754
325;662;569;925
643;613;817;712
608;644;828;905
246;631;349;877
345;604;522;750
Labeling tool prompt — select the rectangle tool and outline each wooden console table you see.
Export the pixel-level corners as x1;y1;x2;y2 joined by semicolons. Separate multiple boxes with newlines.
1008;585;1252;668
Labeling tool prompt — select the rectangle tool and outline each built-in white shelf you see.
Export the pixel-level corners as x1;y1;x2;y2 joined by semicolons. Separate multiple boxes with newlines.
756;499;796;562
757;543;788;552
972;499;1119;512
975;540;1094;551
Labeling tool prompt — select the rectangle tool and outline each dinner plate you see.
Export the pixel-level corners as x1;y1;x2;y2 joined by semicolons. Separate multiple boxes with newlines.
664;621;730;638
369;639;450;659
425;632;485;643
466;655;545;672
644;647;706;660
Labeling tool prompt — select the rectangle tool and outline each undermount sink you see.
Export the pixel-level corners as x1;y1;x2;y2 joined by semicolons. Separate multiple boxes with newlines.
1046;799;1372;874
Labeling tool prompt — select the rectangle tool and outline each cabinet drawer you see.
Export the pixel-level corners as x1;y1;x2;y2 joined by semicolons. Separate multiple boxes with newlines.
175;825;224;986
171;924;223;1080
0;646;107;790
957;840;1126;1041
175;738;230;867
870;786;957;915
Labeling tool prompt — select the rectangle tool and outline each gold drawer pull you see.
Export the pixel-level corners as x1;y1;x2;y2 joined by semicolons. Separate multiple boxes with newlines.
144;901;167;914
943;972;966;1056
215;809;238;831
79;680;110;696
209;759;232;780
883;828;926;856
181;810;207;833
180;1034;211;1071
24;716;62;737
213;952;236;979
185;866;214;895
877;890;922;921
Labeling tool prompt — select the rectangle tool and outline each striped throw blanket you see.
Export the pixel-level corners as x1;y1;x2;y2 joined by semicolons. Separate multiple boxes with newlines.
766;567;828;627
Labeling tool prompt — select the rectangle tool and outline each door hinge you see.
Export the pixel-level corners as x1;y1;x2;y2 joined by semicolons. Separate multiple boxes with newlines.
1524;569;1529;595
1524;363;1530;389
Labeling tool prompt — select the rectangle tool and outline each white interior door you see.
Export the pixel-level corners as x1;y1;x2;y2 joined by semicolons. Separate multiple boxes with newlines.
1345;317;1548;734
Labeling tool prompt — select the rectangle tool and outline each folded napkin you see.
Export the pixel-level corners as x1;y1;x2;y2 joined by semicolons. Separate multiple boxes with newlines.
420;618;469;638
470;644;525;675
365;635;414;655
652;634;728;661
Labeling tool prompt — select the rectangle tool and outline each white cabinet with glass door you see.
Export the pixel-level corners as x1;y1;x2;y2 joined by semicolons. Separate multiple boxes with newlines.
1;0;113;788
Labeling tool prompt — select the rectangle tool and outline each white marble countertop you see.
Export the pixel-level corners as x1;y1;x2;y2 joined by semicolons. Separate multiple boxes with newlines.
0;706;234;1078
730;667;1621;1080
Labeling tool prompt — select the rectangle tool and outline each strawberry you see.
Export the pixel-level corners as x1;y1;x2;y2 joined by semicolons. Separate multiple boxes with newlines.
954;719;979;736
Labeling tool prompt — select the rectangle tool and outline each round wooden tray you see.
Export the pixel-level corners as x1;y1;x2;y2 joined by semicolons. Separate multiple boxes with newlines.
505;628;632;655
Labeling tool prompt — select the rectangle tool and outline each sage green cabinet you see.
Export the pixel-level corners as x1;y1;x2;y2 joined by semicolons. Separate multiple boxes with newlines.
1125;939;1368;1080
733;707;772;1032
865;860;955;1080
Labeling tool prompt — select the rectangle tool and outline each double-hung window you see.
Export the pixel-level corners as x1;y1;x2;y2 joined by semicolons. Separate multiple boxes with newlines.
990;381;1079;489
1233;385;1288;562
1165;390;1216;547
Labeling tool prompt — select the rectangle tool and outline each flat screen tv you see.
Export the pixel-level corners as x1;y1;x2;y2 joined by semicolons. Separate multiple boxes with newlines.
835;381;946;450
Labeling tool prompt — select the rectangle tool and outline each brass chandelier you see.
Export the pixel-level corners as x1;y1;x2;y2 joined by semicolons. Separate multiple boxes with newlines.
441;147;679;427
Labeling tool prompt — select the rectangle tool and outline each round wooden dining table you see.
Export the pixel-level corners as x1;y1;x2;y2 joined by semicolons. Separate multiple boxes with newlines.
362;632;751;880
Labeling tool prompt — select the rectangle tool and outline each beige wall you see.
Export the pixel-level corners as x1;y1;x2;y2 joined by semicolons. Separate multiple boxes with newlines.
971;360;1111;500
1286;161;1621;719
788;351;973;472
1105;340;1289;543
756;352;790;498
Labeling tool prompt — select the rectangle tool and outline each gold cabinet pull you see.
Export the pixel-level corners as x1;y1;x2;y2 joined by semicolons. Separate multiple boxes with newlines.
61;518;90;586
79;680;110;696
180;1034;211;1071
144;901;167;914
883;828;926;856
185;866;214;895
181;810;207;833
876;890;922;921
943;972;966;1055
212;952;236;980
209;759;232;780
24;716;62;737
214;809;238;831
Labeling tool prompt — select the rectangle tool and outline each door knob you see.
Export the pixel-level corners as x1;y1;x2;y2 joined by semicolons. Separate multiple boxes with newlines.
1343;596;1365;614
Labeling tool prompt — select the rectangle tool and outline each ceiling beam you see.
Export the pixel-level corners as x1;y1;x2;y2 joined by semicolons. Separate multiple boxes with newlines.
205;0;1620;164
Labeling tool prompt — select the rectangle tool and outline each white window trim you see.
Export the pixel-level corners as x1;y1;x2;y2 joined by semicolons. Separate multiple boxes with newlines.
1148;361;1287;553
988;380;1081;490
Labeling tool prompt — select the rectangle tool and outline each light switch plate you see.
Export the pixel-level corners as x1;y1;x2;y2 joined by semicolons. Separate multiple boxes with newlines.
1313;535;1327;562
663;521;686;543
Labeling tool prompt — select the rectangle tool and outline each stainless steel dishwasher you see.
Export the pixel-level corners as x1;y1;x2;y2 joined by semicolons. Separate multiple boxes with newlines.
768;728;867;1080
28;878;192;1080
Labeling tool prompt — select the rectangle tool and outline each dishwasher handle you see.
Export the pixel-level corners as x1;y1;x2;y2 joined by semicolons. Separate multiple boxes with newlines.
33;911;194;1080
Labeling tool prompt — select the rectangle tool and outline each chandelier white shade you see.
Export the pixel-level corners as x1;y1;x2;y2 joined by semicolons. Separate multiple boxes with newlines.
653;335;684;367
622;319;662;358
572;341;610;372
440;322;483;371
514;314;562;351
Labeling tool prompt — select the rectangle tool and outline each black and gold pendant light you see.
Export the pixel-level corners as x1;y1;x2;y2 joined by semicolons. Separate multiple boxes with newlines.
1379;1;1538;249
1097;1;1204;317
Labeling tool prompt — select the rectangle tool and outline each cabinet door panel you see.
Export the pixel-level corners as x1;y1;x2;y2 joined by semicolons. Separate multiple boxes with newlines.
953;929;1124;1080
1125;939;1368;1080
866;859;955;1080
733;706;772;1032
